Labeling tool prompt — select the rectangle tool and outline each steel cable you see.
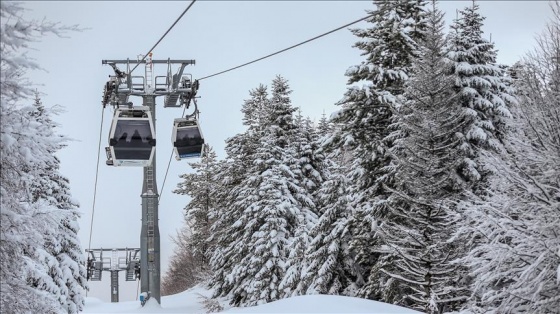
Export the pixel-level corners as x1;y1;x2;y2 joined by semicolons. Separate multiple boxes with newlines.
130;0;197;74
197;13;372;81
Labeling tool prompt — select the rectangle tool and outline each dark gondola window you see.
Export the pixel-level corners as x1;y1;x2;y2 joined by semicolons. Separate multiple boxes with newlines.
175;126;203;158
113;120;153;160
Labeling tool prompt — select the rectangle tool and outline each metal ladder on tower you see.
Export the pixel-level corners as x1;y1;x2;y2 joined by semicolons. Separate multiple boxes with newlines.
145;166;155;269
147;200;155;269
146;167;154;192
146;66;153;90
145;53;153;90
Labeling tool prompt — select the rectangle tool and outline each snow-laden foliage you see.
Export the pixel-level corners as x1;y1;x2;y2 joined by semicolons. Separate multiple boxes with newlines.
27;94;87;313
1;3;86;313
324;0;429;300
163;145;221;295
280;113;331;296
447;2;516;187
208;77;319;306
169;2;558;313
457;4;560;312
175;145;220;273
208;86;272;299
374;7;470;313
301;168;358;296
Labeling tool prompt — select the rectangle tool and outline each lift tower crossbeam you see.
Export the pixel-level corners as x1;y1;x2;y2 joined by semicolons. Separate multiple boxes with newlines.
85;248;140;303
101;57;198;305
102;59;195;65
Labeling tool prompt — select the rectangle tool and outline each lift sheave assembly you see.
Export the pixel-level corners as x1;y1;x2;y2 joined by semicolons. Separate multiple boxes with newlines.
107;106;155;167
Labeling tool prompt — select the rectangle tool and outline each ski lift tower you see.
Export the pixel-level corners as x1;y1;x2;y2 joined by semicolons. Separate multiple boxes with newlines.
101;55;198;304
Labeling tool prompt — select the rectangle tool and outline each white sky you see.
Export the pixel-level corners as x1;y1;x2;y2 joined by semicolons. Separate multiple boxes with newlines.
20;0;553;303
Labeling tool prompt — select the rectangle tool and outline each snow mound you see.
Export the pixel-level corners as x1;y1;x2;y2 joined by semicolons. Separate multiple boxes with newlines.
224;294;422;313
83;285;421;313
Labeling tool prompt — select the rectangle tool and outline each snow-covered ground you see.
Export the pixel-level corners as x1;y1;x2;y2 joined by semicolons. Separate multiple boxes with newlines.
83;285;422;313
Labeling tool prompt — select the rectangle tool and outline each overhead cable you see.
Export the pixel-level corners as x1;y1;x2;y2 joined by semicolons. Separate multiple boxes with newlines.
130;0;197;74
198;13;372;81
88;107;105;253
86;107;105;297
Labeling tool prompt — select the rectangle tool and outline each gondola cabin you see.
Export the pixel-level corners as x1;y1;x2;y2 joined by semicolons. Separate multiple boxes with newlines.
172;118;204;160
107;106;155;167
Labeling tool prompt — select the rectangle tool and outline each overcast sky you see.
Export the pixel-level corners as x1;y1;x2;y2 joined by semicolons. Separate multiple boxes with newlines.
21;0;553;303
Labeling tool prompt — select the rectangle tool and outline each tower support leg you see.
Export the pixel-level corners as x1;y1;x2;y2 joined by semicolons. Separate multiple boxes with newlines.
110;270;119;303
140;95;161;304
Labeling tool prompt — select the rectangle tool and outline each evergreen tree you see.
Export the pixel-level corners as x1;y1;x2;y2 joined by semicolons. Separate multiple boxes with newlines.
281;113;333;297
447;1;516;187
300;165;358;296
291;112;322;211
27;94;87;314
228;154;297;306
173;145;220;278
375;5;468;312
1;3;85;313
209;86;270;298
210;76;320;306
326;0;428;299
224;77;302;306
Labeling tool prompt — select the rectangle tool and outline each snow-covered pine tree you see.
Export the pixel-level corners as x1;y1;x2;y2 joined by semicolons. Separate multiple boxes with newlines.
173;144;220;280
447;1;515;187
27;93;87;313
326;0;428;300
1;3;85;313
374;5;469;313
457;4;560;311
225;77;300;306
212;76;316;306
1;79;60;314
300;162;358;296
228;153;297;306
291;112;317;208
208;85;270;298
281;113;332;297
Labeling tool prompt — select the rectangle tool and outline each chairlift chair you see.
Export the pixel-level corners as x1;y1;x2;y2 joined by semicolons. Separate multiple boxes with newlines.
107;106;156;167
172;117;204;160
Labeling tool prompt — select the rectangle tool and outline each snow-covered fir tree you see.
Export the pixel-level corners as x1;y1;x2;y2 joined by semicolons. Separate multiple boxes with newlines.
209;76;319;306
226;77;302;305
28;94;87;313
375;5;469;313
326;0;428;300
290;112;326;215
208;85;271;298
447;1;516;187
173;144;220;278
1;3;85;313
287;112;357;297
283;112;343;297
300;163;358;296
